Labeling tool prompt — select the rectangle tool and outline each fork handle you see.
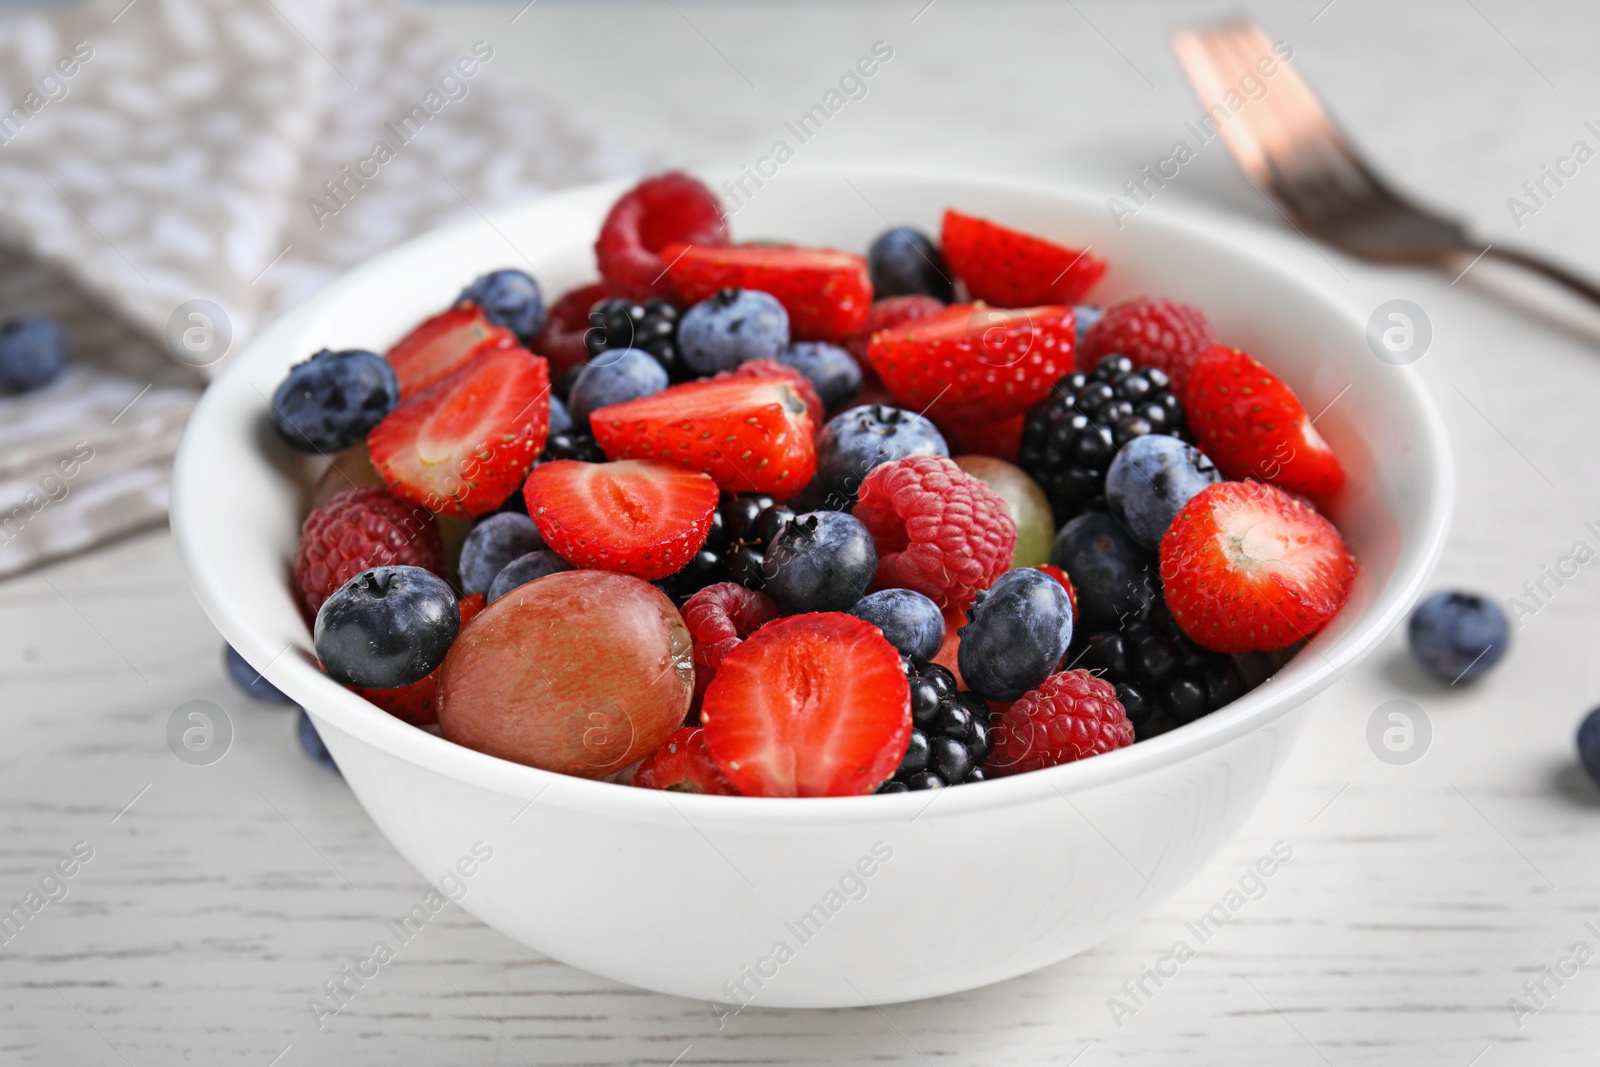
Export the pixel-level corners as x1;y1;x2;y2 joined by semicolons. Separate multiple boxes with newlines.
1476;245;1600;308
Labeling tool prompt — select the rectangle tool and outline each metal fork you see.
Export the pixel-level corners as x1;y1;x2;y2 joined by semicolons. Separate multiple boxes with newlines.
1171;20;1600;307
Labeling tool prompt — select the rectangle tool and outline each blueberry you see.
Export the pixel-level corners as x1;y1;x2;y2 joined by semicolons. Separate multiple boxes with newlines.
779;341;862;410
958;568;1074;702
567;348;668;429
459;269;545;341
677;288;790;374
0;317;68;394
1048;512;1160;631
314;566;459;688
271;348;400;454
486;550;575;604
867;227;954;302
814;404;948;508
1407;591;1510;683
460;513;546;596
547;395;573;437
762;511;878;613
296;708;339;772
224;644;293;704
1105;434;1221;549
848;589;946;660
1578;708;1600;786
1073;304;1104;348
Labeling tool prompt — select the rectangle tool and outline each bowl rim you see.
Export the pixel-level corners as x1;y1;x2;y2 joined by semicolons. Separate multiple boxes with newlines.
172;162;1454;826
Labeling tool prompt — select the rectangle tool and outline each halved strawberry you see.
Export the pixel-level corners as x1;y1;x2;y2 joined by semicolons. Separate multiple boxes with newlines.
1183;345;1346;495
386;304;518;398
533;281;616;381
661;243;872;341
866;304;1075;422
714;358;824;432
589;377;816;499
632;727;740;794
522;459;718;580
1159;480;1356;653
941;209;1107;307
595;173;730;299
844;294;949;375
369;347;550;518
701;613;910;797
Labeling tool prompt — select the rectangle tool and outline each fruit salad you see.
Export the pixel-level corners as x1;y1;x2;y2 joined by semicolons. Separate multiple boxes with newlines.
271;172;1357;797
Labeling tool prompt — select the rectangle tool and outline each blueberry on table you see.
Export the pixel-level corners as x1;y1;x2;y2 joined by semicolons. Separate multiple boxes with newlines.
566;348;668;429
1578;708;1600;786
1105;434;1221;549
779;341;862;410
459;513;546;597
314;566;459;689
677;288;790;375
296;708;339;772
0;317;68;394
486;550;574;604
848;588;945;661
1407;591;1509;683
459;268;545;341
224;644;294;704
958;567;1075;702
1048;512;1160;632
867;227;955;303
271;348;400;454
763;511;878;613
814;404;948;508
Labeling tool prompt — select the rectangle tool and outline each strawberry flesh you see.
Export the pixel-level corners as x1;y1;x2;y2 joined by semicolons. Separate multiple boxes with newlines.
1159;480;1356;653
701;613;910;797
522;459;719;580
369;347;550;518
386;304;518;399
589;377;816;499
661;243;872;341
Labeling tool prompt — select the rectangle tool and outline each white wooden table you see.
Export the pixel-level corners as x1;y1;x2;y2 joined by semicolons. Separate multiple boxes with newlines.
5;1;1600;1063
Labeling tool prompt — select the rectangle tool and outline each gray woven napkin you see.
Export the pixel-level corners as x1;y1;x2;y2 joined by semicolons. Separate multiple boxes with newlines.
0;0;639;576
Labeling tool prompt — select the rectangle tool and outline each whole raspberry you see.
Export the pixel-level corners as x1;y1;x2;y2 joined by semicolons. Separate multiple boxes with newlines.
987;670;1134;776
852;455;1016;611
1077;297;1215;393
682;582;781;696
294;486;443;616
594;172;729;300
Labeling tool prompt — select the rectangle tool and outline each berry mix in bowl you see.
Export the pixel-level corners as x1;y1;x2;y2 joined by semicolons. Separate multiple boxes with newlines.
276;172;1361;796
173;168;1451;1005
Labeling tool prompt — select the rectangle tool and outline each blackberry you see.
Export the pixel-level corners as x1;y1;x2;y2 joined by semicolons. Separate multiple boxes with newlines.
1019;354;1187;526
540;430;606;464
655;494;795;603
585;297;689;381
878;660;991;791
1074;604;1247;742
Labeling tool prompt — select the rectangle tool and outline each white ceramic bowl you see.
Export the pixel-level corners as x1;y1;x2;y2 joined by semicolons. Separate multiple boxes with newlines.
172;166;1452;1008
